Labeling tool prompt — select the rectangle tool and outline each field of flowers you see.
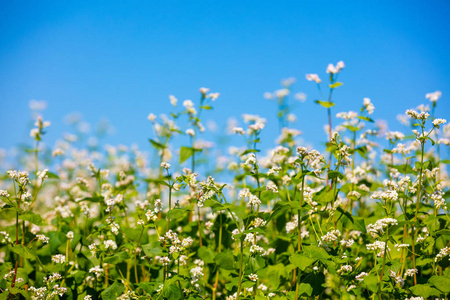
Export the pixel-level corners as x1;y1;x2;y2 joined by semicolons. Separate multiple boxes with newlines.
0;62;449;300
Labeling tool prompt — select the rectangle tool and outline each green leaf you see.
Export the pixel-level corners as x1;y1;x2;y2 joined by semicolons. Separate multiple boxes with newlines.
200;105;212;110
328;171;344;180
225;277;239;290
302;272;326;296
10;244;36;259
215;252;235;270
163;283;182;299
344;125;360;132
8;287;29;299
266;263;293;289
302;246;330;260
104;251;130;264
409;284;441;298
353;217;367;233
297;283;313;296
329;82;343;89
73;270;87;284
416;258;433;267
156;180;171;188
19;213;44;225
435;229;450;237
76;253;94;270
336;207;354;224
149;139;165;149
429;275;450;293
363;275;378;293
101;281;124;300
142;242;164;257
357;115;374;122
198;246;215;264
46;172;59;179
167;208;188;220
356;146;368;158
79;196;104;203
180;146;201;164
122;227;148;244
314;100;335;108
241;149;261;155
289;253;316;271
48;231;67;252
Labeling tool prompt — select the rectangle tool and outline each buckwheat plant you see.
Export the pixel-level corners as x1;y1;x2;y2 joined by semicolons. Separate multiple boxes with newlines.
0;63;449;300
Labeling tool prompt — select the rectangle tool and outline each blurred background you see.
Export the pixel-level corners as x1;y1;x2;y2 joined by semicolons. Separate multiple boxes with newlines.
1;0;449;153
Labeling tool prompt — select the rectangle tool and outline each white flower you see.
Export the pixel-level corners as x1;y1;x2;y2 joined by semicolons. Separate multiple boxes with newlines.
366;241;388;257
161;162;171;169
275;88;289;98
159;256;171;266
245;153;256;166
37;169;49;181
248;273;258;281
232;127;244;134
169;95;178;106
183;99;194;108
425;90;442;102
52;254;66;264
36;234;50;243
295;92;307;102
89;266;104;278
104;240;117;250
404;268;418;277
147;113;157;121
363;97;375;114
250;245;267;256
263;92;273;99
435;246;450;262
199;87;210;95
355;272;368;281
186;129;195;136
208;92;220;101
326;61;345;74
266;182;278;193
306;73;321;83
337;264;352;274
433;118;447;127
406;109;429;120
30;128;39;138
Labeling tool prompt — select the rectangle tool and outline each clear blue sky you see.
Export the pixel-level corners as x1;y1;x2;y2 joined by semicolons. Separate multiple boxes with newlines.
1;1;449;153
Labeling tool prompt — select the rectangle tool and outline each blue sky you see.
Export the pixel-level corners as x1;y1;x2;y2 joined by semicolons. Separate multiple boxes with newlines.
1;1;449;154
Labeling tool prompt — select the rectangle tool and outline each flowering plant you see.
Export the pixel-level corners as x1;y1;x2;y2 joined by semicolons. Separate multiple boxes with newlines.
0;64;449;300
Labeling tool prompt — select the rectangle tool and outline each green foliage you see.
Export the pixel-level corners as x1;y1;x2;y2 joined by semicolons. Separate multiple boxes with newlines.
0;67;449;300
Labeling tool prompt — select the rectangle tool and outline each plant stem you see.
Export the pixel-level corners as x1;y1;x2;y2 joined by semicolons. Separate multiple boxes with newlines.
412;142;425;285
295;168;306;299
236;238;244;300
212;214;223;300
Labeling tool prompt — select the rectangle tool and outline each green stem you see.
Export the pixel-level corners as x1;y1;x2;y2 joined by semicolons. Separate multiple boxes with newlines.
212;214;223;300
236;238;244;300
412;142;425;285
295;167;306;299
